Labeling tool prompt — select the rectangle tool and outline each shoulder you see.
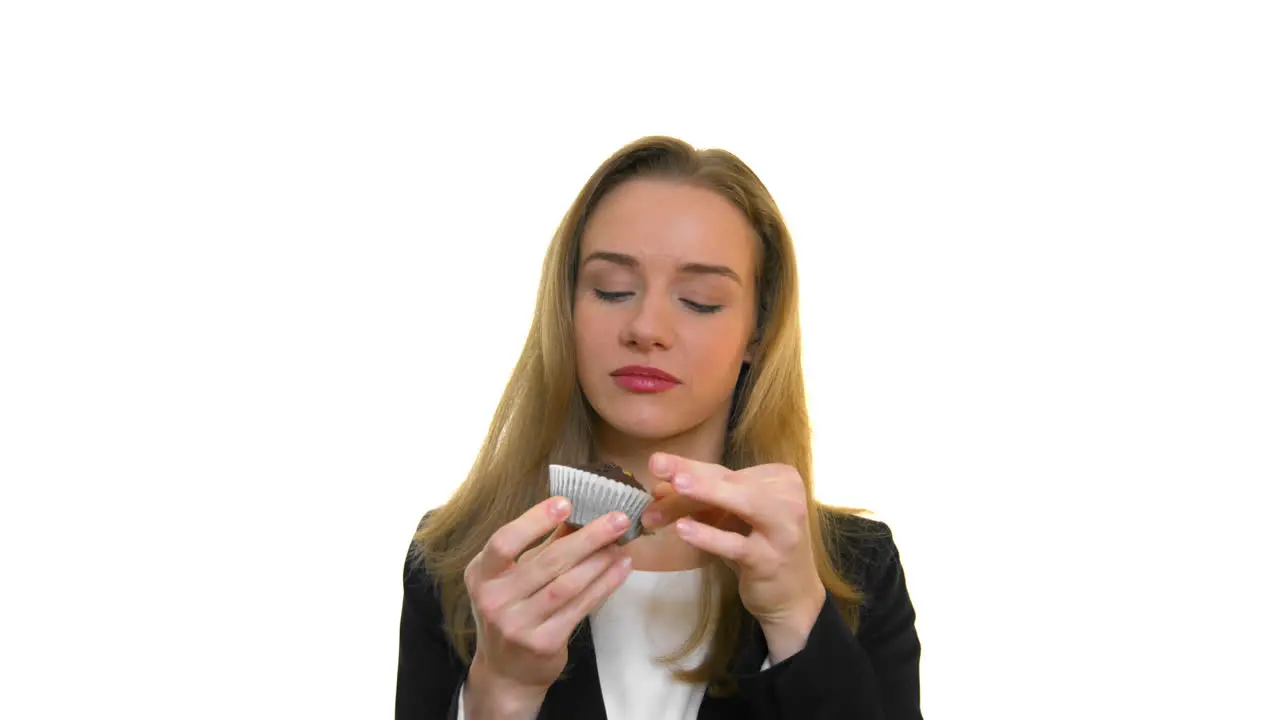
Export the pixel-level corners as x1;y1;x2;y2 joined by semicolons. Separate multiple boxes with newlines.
817;506;903;592
816;509;923;710
402;510;444;603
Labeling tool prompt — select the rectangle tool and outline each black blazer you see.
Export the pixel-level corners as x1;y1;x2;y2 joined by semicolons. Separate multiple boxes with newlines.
396;511;922;719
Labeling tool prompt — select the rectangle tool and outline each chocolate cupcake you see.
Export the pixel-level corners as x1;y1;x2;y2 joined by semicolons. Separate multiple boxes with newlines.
548;462;653;543
589;462;644;490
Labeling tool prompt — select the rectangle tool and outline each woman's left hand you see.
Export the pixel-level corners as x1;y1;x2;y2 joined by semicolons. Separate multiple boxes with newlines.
641;453;828;660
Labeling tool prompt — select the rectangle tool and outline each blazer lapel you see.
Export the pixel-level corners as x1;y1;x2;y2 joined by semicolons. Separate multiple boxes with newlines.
696;614;769;719
727;614;770;676
537;619;608;719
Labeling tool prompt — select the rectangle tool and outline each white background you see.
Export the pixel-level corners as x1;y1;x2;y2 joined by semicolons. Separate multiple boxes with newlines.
2;2;1277;718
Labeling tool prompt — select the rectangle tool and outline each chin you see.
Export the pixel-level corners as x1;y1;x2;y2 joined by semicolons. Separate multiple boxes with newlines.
593;398;698;441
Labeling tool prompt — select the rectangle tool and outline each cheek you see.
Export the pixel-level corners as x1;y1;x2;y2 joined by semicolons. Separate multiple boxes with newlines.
683;322;749;384
573;305;609;367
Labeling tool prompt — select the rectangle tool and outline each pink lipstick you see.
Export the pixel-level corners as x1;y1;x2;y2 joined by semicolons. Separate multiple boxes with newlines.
610;365;681;393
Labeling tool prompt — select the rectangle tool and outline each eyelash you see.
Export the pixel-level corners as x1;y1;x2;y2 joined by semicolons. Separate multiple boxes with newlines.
592;289;723;314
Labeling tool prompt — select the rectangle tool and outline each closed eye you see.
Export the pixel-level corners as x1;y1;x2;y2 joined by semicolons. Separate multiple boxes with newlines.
594;289;723;314
593;289;634;302
682;299;723;314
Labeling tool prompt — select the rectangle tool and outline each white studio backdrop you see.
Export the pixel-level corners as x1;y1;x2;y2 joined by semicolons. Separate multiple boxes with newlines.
1;2;1276;718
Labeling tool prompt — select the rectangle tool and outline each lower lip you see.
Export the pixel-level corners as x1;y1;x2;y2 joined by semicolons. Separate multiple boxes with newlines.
612;375;679;393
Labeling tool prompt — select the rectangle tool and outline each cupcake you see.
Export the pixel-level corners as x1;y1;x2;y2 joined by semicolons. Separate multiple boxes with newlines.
548;462;654;543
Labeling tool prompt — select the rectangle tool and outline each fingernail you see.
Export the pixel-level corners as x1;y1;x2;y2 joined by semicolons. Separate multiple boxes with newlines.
652;454;669;473
641;510;661;528
673;474;691;491
675;518;693;536
610;513;631;530
551;498;570;516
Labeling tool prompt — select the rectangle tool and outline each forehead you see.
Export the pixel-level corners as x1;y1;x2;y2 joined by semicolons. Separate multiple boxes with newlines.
580;179;755;270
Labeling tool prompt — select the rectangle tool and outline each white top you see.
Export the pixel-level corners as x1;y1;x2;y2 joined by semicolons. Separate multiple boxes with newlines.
589;567;710;720
458;567;770;719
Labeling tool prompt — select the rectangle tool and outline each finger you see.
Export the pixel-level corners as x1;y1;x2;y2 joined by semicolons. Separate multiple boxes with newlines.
641;493;708;529
645;453;730;528
497;510;633;601
643;478;750;531
508;544;622;626
652;481;677;500
649;452;727;484
473;497;572;580
533;552;633;649
674;517;756;565
640;482;677;527
516;522;574;565
669;471;769;526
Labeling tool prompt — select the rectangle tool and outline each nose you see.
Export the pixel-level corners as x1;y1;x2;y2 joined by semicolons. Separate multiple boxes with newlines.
621;291;674;351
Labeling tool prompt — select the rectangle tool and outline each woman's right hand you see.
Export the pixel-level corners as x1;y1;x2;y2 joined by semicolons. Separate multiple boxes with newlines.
462;497;635;717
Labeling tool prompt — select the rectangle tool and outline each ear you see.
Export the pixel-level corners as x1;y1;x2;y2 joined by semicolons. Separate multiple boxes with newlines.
743;329;760;364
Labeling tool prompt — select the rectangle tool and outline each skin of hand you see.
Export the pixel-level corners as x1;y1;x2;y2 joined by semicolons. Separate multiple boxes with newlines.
640;452;828;662
462;498;634;717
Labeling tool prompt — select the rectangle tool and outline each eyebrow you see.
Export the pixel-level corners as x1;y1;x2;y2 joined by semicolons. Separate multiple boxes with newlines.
582;251;743;286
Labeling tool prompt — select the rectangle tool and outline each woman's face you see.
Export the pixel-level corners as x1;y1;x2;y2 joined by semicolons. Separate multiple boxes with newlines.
574;179;757;442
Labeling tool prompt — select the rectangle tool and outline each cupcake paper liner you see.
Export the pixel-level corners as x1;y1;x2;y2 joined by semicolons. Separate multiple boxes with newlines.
548;464;654;543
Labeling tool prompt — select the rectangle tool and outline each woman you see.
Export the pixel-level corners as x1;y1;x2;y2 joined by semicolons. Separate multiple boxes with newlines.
396;136;922;719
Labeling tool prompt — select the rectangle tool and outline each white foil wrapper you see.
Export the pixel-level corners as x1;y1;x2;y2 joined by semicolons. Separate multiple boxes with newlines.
548;464;654;543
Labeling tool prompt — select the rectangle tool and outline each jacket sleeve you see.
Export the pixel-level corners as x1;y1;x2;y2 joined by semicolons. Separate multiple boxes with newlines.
734;520;923;719
396;539;469;720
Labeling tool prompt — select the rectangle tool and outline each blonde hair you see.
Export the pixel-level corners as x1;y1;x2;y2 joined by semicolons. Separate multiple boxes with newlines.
413;135;870;696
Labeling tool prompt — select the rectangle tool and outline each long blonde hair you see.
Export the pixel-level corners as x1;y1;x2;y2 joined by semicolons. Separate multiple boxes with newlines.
413;135;870;696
